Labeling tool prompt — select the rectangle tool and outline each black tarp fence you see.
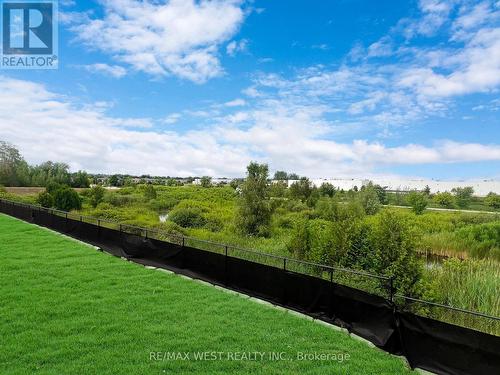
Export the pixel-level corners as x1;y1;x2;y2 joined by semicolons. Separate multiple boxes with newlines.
1;198;499;375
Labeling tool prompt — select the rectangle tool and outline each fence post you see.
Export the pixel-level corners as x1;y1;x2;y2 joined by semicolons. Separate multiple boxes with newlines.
389;277;395;303
97;219;101;238
329;268;335;316
282;258;287;305
181;236;186;269
224;245;228;286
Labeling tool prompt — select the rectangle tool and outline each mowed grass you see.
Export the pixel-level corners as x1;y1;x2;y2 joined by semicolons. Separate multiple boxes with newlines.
0;214;412;375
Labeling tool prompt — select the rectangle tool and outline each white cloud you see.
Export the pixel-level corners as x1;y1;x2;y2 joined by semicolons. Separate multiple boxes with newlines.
83;63;127;78
400;0;454;38
226;39;248;56
224;98;246;107
452;1;500;37
2;77;499;178
312;44;329;50
398;28;500;96
367;37;393;58
162;113;182;124
69;0;246;83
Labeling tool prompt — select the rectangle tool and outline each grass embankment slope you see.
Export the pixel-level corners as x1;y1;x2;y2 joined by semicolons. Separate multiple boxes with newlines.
0;214;411;374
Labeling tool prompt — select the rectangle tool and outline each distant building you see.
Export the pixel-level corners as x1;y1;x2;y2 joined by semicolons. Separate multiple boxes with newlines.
193;178;231;185
277;178;500;197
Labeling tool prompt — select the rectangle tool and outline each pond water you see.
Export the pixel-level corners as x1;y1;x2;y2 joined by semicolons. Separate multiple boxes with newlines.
159;213;169;223
419;252;448;269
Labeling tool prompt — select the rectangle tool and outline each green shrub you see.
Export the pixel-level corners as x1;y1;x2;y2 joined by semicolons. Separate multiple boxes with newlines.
314;197;339;221
307;219;335;265
319;182;336;198
169;207;206;228
287;217;310;260
200;176;212;188
285;199;308;212
370;210;422;296
143;184;157;200
407;191;428;214
289;178;313;202
149;197;179;211
358;183;380;215
36;191;53;208
103;193;136;206
88;185;105;208
433;192;455;208
274;213;295;229
455;222;500;259
204;215;224;232
152;221;187;238
485;192;500;209
45;182;63;195
452;186;474;209
52;187;82;211
235;162;272;236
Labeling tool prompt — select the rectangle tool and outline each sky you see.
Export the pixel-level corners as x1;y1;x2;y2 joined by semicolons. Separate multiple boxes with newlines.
0;0;499;179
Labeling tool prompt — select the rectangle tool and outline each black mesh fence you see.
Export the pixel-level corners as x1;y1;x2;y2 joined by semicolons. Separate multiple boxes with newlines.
1;198;499;375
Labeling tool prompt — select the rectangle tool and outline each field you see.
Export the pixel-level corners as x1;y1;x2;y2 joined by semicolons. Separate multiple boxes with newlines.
2;184;499;322
0;214;412;374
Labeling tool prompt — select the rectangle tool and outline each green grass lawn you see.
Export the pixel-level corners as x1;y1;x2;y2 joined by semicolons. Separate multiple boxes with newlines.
0;214;412;374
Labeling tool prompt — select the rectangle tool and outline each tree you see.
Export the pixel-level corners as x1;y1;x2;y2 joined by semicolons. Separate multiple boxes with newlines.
289;177;313;202
373;184;388;204
165;178;181;186
0;141;30;186
370;210;422;296
144;184;157;200
200;176;212;188
52;187;82;211
319;182;336;198
484;192;500;209
287;218;310;260
46;181;63;195
269;180;287;198
88;185;105;208
433;192;455;208
273;171;288;180
71;171;90;188
36;191;54;208
358;182;380;215
452;186;474;209
314;197;339;221
30;161;71;186
407;191;428;215
423;185;431;195
235;162;272;236
288;173;300;180
229;179;240;190
108;175;121;187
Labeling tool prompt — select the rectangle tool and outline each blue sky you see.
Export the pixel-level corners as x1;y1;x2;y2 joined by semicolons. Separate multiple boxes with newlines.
1;0;499;178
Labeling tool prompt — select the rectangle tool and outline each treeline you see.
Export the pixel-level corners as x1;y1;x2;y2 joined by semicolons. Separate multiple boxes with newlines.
0;141;90;188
